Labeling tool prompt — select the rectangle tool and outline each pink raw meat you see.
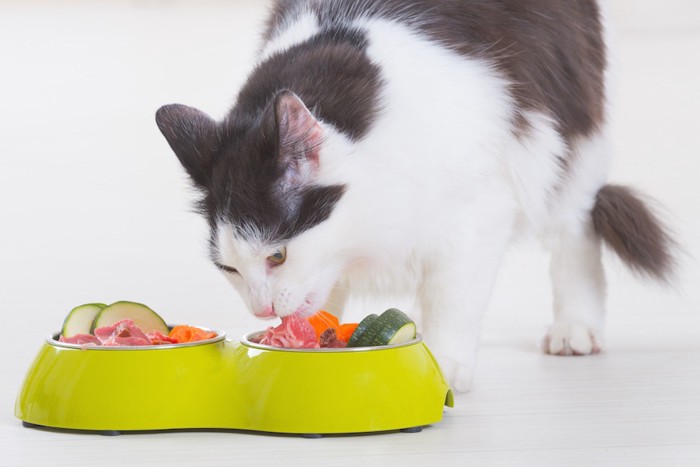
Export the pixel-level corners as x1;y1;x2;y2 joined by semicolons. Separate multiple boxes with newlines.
258;313;320;349
59;333;101;345
146;331;178;345
147;330;178;345
94;319;153;346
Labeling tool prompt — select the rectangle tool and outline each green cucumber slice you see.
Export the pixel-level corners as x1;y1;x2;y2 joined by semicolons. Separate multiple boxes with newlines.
351;308;416;347
91;301;169;334
386;321;417;345
346;314;378;347
370;308;416;346
61;303;107;337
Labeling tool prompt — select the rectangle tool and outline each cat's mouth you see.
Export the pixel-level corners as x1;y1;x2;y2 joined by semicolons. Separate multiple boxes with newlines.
264;297;316;320
254;305;277;319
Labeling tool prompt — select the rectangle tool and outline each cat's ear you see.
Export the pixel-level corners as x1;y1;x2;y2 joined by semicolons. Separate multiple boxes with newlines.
274;91;325;189
155;104;219;188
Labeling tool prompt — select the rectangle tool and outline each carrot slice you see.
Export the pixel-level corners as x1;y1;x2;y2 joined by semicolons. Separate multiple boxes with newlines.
338;323;359;342
306;311;341;339
169;325;217;343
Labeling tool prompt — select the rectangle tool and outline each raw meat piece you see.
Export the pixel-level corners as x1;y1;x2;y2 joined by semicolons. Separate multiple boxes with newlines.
258;313;320;349
59;333;101;345
147;330;178;345
319;328;347;348
94;319;153;346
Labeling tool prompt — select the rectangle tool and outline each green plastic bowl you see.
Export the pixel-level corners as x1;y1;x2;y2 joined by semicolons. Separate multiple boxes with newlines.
15;329;453;435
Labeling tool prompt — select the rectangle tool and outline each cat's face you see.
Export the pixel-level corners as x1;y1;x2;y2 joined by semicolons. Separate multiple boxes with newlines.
212;218;346;319
156;91;348;318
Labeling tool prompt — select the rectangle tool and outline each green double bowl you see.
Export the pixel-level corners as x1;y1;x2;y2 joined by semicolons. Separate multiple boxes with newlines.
16;331;453;436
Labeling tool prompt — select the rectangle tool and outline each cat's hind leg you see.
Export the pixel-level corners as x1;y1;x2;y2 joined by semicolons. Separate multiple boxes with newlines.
541;126;677;356
541;133;611;356
543;222;606;356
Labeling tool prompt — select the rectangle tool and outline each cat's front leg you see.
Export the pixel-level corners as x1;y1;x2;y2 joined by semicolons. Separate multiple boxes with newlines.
322;283;349;320
419;211;513;393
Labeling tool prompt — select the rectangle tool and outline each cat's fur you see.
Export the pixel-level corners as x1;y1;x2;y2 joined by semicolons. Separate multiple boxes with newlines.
156;0;675;392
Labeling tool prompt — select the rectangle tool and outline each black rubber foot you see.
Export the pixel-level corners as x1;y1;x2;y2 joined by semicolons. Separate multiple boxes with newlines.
22;421;40;429
100;430;122;436
400;426;423;433
302;433;324;439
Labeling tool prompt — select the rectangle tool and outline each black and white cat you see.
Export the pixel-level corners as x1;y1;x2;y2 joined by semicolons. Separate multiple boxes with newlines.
156;0;674;392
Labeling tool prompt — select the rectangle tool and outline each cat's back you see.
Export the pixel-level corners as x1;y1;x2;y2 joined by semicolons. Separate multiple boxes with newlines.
263;0;606;142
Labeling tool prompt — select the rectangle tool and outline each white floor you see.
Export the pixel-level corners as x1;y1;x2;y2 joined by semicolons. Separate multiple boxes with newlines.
1;1;699;466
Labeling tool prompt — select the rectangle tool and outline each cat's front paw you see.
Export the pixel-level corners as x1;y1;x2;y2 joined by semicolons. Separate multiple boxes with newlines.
436;355;474;393
542;320;603;356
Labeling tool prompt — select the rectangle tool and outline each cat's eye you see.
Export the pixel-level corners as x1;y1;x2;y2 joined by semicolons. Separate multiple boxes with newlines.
214;262;238;274
267;246;287;266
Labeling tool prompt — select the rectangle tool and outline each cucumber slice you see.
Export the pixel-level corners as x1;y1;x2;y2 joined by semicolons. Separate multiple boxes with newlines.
61;303;107;337
349;314;385;347
348;308;416;347
346;314;378;347
91;301;169;334
369;308;416;346
386;321;417;345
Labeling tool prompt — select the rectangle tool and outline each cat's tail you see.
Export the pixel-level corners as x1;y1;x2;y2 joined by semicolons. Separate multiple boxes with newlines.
592;184;677;283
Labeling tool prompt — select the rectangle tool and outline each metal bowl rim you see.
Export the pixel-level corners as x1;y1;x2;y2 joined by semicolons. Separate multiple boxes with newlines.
46;325;224;350
240;331;423;353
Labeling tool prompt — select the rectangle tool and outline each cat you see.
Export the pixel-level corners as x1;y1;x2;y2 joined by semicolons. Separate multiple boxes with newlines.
155;0;675;392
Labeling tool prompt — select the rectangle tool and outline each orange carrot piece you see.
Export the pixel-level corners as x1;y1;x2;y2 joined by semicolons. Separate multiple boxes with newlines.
169;325;217;343
338;323;359;342
198;330;218;340
306;311;341;339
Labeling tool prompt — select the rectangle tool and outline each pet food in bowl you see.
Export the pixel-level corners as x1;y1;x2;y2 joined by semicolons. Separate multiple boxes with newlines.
56;300;218;347
252;308;417;350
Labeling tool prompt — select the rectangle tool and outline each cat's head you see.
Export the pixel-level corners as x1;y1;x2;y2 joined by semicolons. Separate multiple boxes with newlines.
156;91;350;319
